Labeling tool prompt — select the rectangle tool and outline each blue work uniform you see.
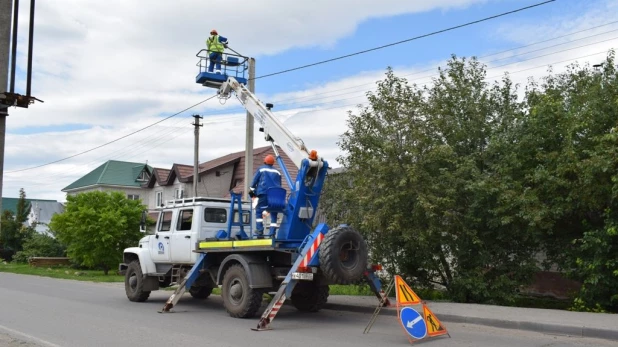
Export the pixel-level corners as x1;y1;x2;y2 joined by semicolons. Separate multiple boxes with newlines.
250;164;282;236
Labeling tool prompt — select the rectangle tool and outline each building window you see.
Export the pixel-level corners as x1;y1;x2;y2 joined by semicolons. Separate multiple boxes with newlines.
175;188;184;199
127;194;140;200
233;210;251;225
137;170;150;181
156;191;163;206
204;208;227;223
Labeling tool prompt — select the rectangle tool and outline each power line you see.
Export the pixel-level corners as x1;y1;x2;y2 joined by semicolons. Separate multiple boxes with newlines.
10;45;613;188
252;0;557;80
51;31;616;174
60;32;617;176
6;94;219;173
265;19;618;106
1;0;560;177
263;34;618;109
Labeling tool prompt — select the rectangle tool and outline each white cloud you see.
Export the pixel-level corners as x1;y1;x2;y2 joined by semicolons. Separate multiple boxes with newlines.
7;0;491;128
3;0;617;202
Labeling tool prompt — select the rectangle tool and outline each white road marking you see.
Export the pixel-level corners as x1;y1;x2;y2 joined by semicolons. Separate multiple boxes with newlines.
0;324;62;347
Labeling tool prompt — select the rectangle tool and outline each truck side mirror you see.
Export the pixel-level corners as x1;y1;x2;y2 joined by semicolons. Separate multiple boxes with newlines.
140;210;147;233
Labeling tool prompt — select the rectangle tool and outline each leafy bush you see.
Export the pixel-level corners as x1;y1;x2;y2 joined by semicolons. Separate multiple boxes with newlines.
12;233;66;263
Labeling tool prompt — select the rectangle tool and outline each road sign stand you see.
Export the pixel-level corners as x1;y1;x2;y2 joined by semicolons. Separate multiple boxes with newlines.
365;274;450;344
363;277;395;334
422;302;451;339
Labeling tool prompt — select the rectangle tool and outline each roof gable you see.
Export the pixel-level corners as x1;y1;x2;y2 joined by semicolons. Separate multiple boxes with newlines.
143;168;172;188
63;160;152;191
1;197;57;215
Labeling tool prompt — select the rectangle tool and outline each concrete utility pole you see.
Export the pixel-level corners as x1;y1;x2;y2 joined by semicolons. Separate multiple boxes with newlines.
0;0;15;232
243;58;255;200
192;114;203;198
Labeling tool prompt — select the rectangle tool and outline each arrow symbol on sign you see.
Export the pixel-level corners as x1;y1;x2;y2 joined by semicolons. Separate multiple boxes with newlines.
406;316;422;328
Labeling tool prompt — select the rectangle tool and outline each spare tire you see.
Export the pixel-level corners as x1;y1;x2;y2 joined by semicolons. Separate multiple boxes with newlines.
319;225;368;284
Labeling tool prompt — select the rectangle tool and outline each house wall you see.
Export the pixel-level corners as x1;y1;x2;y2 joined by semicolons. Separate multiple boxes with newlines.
149;178;188;208
144;164;235;209
194;163;235;198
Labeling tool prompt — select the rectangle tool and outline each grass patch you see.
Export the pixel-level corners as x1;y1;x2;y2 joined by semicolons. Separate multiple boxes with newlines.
0;263;124;282
163;284;375;296
510;295;572;310
329;284;374;296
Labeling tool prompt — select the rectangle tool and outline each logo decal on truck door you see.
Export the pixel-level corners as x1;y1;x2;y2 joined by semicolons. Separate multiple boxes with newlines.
158;242;165;254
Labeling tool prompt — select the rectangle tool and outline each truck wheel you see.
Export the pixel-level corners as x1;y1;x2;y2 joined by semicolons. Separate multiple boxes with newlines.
221;264;263;318
291;282;329;312
319;225;368;284
189;285;213;299
125;260;151;302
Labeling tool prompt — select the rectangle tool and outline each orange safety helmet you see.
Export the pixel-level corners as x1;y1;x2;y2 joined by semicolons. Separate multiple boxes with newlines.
210;29;218;35
264;154;275;165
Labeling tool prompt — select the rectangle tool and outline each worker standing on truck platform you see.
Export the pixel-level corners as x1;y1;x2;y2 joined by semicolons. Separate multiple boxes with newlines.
206;29;228;74
250;154;282;238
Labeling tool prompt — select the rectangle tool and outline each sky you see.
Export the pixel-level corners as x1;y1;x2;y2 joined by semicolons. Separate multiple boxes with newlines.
2;0;618;202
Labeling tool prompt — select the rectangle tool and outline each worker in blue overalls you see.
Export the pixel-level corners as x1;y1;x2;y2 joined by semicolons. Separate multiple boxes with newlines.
249;154;282;238
206;29;228;74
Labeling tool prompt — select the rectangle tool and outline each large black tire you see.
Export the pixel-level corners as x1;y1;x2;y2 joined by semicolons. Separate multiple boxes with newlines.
319;225;368;284
125;260;151;302
291;282;329;312
189;285;213;299
221;264;264;318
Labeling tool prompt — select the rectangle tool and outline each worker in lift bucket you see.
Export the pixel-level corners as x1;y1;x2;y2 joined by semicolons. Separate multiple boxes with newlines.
206;29;228;74
249;154;283;238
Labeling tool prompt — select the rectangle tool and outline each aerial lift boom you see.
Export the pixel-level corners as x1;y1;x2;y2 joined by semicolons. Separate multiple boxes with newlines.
218;76;322;185
157;51;390;331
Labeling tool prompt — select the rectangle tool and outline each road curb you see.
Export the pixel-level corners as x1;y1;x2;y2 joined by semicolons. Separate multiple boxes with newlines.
322;303;618;342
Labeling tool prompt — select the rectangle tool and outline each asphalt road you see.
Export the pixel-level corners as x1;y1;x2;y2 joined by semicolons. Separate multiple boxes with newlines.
0;273;614;347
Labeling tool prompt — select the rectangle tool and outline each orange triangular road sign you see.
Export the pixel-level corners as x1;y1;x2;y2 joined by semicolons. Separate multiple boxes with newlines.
422;303;448;337
394;275;421;305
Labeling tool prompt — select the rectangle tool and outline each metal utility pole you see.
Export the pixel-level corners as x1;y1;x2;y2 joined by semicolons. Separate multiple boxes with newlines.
0;0;15;230
192;114;203;198
243;58;255;200
1;0;41;236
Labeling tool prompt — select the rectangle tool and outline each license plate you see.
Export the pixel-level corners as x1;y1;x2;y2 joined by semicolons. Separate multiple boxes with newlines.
291;272;314;281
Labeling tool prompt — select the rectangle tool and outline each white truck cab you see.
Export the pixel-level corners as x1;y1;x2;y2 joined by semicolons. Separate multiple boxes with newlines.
119;197;252;301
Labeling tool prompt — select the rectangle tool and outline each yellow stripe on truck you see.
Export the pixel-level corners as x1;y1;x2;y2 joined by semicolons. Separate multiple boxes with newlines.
233;239;273;247
199;241;234;248
197;238;274;249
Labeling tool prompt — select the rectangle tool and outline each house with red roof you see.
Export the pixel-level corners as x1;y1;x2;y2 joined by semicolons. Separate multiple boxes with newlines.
61;145;298;210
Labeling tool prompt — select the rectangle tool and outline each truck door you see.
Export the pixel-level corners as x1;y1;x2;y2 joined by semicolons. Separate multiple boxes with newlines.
170;208;194;263
150;209;173;263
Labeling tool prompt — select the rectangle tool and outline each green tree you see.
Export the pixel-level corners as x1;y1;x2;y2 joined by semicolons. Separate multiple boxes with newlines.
327;56;539;304
49;191;145;274
324;50;618;311
511;51;618;312
0;188;33;255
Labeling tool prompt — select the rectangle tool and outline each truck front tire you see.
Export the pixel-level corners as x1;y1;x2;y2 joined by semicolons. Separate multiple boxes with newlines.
125;260;151;302
221;264;264;318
